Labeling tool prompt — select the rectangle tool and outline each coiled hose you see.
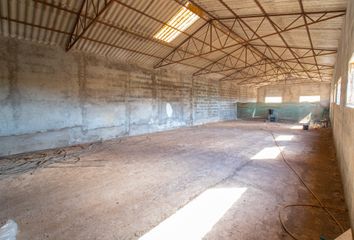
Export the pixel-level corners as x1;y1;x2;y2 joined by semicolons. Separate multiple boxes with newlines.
265;128;346;239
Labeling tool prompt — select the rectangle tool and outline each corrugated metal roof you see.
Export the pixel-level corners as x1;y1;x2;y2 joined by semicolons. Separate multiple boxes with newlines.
0;0;348;85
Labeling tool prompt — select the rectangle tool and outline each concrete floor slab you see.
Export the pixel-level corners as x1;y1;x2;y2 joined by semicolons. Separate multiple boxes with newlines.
0;121;350;239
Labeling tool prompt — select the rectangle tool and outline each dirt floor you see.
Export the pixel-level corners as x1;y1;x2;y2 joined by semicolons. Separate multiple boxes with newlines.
0;120;350;240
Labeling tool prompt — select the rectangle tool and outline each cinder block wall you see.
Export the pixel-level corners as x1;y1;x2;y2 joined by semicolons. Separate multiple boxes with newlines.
0;37;254;156
330;0;354;233
257;83;330;106
236;83;331;122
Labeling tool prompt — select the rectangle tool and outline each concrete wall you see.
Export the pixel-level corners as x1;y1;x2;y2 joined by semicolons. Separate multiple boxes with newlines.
330;0;354;233
241;82;331;122
238;86;257;103
258;82;331;106
0;37;256;156
237;102;328;122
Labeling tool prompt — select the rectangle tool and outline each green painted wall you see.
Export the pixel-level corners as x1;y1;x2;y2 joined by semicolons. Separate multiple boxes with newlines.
237;102;329;122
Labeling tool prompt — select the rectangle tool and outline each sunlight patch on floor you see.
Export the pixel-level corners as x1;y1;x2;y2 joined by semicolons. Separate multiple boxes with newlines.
139;187;247;240
299;113;312;124
251;146;285;160
275;135;294;141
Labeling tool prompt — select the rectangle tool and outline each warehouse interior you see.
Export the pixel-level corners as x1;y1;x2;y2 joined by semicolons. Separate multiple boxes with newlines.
0;0;354;239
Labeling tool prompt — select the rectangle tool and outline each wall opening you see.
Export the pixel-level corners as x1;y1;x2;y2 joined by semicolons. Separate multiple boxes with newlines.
331;85;336;103
265;96;282;103
346;53;354;108
299;95;320;103
336;78;341;105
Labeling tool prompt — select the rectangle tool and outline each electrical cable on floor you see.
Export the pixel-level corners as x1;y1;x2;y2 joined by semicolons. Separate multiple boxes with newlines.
264;127;346;240
0;123;347;238
0;135;153;178
0;142;99;178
